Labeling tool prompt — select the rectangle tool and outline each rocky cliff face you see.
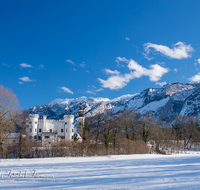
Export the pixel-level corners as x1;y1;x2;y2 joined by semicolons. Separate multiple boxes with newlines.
28;82;200;121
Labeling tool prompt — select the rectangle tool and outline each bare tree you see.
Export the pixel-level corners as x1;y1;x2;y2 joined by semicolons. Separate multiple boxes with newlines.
116;110;137;140
171;116;184;151
0;85;20;158
16;110;29;158
181;116;200;150
89;113;104;145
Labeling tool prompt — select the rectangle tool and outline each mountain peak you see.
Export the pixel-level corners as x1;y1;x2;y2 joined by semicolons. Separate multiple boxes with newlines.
28;82;200;122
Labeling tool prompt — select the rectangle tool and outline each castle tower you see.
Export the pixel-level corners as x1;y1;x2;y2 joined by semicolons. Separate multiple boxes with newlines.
77;102;85;137
28;114;39;138
43;115;47;131
64;115;74;141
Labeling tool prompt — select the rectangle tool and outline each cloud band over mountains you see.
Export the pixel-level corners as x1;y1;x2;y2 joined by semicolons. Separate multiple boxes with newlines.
98;57;169;90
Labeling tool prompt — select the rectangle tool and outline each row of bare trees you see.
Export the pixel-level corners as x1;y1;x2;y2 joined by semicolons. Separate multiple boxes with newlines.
2;110;200;158
3;110;200;158
2;85;200;158
82;110;200;155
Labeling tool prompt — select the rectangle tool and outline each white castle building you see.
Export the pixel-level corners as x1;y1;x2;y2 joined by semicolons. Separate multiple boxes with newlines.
26;114;74;146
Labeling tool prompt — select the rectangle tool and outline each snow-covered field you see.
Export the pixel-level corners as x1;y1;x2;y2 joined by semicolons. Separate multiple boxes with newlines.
1;154;200;189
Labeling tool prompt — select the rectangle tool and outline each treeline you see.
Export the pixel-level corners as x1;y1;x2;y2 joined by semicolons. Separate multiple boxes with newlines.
82;110;200;155
1;85;200;158
1;110;149;159
4;109;200;159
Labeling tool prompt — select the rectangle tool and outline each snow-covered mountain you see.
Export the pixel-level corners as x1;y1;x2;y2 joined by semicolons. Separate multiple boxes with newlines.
28;82;200;121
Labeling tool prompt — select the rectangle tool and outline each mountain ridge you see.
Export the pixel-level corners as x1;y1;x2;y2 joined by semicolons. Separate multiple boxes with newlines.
28;82;200;121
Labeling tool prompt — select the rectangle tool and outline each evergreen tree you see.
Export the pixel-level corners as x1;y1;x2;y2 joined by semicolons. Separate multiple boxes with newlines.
74;133;78;142
17;110;29;158
83;118;90;141
113;129;118;154
142;123;149;143
104;127;110;153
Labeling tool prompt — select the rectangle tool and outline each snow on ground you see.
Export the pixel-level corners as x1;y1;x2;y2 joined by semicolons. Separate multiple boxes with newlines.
1;154;200;189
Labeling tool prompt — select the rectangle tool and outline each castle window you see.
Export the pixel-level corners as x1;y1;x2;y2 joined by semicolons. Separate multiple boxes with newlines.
66;129;67;132
50;129;52;132
45;136;49;139
72;122;74;125
30;129;32;132
61;136;64;139
65;122;67;125
61;129;63;133
35;122;37;124
35;128;36;132
34;136;37;139
29;122;32;124
72;135;74;139
79;122;81;125
39;129;41;132
72;129;73;132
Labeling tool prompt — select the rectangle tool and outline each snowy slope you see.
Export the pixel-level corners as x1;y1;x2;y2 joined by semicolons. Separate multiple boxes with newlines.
28;82;200;121
1;154;200;189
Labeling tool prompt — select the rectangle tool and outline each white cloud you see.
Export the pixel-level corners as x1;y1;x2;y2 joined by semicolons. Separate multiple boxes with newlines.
115;57;128;67
86;90;96;95
127;59;169;81
143;42;194;60
116;57;129;63
115;59;120;67
79;62;86;68
66;60;75;65
58;86;73;94
174;68;178;72
99;75;128;90
38;64;44;69
125;37;130;41
18;81;23;84
194;59;200;66
156;82;167;87
19;76;34;82
96;88;103;92
86;70;89;73
189;73;200;83
86;86;103;93
20;63;33;68
2;63;9;67
98;58;169;90
105;69;120;75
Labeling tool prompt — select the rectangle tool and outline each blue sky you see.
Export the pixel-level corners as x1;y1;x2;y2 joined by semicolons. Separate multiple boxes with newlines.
1;0;200;109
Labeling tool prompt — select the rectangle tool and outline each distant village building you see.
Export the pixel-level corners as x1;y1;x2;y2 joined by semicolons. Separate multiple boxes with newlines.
7;133;20;144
